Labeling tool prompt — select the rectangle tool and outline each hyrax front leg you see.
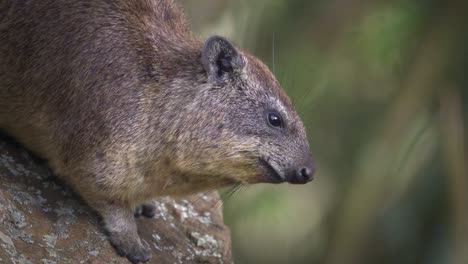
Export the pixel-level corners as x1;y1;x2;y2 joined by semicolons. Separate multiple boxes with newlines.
92;200;151;263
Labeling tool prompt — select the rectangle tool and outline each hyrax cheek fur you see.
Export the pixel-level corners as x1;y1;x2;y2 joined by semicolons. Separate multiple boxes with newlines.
0;0;315;262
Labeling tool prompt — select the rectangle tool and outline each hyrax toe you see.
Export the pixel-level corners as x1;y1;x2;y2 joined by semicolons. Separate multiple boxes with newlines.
134;202;157;218
110;237;151;264
141;203;156;218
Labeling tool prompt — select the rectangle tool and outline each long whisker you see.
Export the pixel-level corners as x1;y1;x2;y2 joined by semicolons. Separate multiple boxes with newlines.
272;32;276;74
216;182;242;210
221;184;238;200
191;186;219;206
161;176;172;191
190;178;235;207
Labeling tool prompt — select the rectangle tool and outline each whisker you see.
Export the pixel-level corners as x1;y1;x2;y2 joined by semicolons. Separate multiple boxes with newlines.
271;31;276;75
272;32;276;74
190;178;235;208
191;186;218;206
219;184;236;200
161;176;172;191
216;183;242;210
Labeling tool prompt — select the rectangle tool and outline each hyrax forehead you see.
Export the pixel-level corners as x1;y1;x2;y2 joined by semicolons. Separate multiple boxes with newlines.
243;54;291;104
241;53;304;132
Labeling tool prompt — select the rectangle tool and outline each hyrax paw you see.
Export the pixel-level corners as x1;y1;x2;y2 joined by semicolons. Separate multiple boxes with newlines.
134;203;156;218
111;238;151;263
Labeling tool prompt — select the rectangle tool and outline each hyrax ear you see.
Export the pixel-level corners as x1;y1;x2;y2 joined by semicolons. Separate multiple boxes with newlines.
201;35;245;85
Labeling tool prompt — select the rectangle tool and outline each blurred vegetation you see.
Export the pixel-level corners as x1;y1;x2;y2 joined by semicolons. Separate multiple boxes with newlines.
181;0;468;263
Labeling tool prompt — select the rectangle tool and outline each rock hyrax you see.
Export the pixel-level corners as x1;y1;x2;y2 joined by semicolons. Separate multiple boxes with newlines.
0;0;315;263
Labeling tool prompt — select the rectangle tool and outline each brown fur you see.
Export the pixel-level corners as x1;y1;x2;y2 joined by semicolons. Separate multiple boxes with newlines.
0;0;314;263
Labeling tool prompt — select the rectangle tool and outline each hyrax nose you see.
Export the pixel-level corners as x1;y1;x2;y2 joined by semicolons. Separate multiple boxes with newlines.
290;166;315;184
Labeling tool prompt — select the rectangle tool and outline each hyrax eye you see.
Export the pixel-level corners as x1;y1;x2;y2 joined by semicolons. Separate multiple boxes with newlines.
267;112;283;128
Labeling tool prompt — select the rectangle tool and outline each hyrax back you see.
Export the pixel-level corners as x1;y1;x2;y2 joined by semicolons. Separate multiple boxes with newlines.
0;0;315;263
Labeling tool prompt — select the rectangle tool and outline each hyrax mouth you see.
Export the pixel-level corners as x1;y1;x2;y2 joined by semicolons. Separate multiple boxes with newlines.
258;158;315;185
258;158;284;184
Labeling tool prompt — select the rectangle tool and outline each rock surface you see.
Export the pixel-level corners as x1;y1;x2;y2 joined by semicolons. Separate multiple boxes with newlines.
0;139;232;264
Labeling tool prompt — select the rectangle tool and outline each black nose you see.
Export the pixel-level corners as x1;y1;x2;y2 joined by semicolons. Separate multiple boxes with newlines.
289;166;315;184
299;167;312;179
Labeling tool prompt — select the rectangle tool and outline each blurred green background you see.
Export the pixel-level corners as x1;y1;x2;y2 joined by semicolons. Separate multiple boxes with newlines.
181;0;468;263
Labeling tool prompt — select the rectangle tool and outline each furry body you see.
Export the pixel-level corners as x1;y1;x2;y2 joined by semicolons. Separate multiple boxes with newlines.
0;0;314;263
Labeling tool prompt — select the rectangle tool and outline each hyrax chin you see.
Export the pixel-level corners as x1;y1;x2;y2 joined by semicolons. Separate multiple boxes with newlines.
0;0;315;263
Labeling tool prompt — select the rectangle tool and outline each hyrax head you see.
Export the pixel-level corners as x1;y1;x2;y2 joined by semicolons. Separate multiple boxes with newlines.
169;36;314;187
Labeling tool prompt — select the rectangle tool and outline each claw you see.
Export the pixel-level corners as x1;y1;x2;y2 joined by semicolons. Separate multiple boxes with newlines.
141;204;156;218
134;206;143;218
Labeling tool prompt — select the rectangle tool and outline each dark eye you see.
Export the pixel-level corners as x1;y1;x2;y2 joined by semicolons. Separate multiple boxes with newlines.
267;112;283;128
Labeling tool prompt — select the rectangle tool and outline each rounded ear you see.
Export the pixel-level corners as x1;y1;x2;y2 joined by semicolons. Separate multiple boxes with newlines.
201;35;245;85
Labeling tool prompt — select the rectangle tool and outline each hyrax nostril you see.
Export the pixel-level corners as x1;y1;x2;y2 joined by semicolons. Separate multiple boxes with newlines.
298;167;313;182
